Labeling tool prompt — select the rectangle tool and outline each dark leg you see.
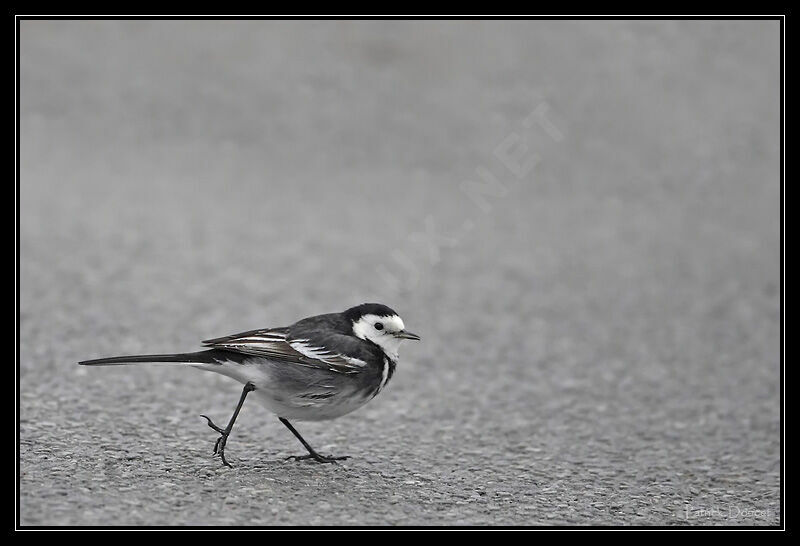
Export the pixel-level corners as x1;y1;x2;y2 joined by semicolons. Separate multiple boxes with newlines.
279;417;350;464
200;382;255;467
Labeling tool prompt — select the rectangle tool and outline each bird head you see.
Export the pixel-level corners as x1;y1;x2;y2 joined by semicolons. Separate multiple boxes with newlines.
344;303;420;359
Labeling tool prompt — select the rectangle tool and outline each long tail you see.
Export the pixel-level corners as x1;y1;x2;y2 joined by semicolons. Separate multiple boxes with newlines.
79;350;223;367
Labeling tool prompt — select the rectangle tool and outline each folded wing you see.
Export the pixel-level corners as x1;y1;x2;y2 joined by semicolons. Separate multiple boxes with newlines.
202;327;366;374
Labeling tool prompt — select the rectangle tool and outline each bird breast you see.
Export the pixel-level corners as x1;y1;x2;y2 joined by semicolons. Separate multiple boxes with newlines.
212;355;395;422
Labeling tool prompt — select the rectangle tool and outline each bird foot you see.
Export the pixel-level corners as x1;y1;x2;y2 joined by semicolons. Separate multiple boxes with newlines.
200;415;233;467
200;414;225;434
286;453;350;464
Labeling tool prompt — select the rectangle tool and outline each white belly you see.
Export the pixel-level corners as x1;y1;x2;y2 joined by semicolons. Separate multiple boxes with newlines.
251;389;372;421
193;359;376;421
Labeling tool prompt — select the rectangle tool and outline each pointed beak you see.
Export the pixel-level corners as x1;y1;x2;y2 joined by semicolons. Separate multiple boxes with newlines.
395;330;421;341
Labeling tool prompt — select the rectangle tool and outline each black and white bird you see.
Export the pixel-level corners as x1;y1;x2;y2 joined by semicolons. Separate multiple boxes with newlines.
79;303;419;466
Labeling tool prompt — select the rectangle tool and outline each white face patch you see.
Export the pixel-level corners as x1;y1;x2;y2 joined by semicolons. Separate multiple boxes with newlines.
351;314;407;360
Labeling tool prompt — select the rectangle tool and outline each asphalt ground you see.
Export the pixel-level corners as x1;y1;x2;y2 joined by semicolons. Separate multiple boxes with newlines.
19;20;781;526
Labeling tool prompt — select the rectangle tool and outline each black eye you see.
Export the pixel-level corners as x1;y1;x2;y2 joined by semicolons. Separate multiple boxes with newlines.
374;322;384;331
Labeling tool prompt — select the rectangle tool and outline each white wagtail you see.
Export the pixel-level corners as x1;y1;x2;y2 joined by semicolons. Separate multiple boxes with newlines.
80;303;419;466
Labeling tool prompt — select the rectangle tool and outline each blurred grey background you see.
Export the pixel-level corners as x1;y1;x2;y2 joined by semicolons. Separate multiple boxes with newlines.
20;20;780;526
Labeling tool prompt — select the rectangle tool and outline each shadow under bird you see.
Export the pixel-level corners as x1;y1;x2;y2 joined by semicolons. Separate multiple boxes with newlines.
79;303;420;466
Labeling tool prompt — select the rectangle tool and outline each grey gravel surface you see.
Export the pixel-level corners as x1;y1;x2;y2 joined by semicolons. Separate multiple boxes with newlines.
19;20;781;526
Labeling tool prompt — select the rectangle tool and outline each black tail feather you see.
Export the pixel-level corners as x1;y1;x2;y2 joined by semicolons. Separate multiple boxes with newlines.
79;350;222;366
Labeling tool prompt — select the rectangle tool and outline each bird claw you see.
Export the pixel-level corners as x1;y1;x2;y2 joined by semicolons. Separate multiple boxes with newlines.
286;453;350;464
200;414;225;434
201;415;233;467
212;436;232;467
